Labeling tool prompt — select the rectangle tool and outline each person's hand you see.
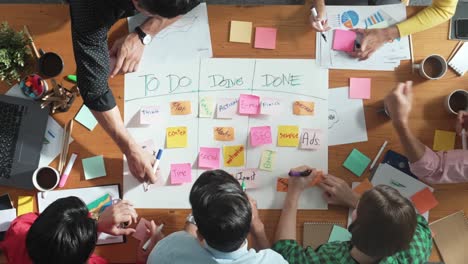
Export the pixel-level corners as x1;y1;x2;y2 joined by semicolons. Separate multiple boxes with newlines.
97;200;138;235
456;110;468;136
349;27;399;60
248;196;264;233
125;143;158;184
287;165;317;194
384;81;413;127
318;174;359;208
136;220;165;264
109;33;145;77
309;2;331;32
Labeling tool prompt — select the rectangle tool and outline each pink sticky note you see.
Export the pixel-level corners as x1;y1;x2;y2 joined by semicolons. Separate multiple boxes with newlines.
217;98;238;119
332;29;356;52
170;163;192;184
139;139;156;155
349;78;371;99
300;128;322;150
233;168;258;189
260;97;282;115
254;27;277;49
238;94;260;115
250;126;272;147
198;147;220;169
140;106;160;124
132;218;150;241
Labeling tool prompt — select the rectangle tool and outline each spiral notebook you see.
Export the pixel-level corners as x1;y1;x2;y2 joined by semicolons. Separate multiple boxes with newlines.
448;42;468;76
303;222;346;250
430;210;468;264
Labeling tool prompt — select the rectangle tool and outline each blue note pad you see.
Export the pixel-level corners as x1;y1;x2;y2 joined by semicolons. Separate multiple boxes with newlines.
82;155;107;180
75;105;98;131
328;225;352;242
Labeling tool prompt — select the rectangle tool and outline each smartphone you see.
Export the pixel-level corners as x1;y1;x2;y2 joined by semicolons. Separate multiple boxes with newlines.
455;19;468;39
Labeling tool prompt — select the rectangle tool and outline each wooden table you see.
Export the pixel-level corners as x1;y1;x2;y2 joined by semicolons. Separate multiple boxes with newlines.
1;3;467;263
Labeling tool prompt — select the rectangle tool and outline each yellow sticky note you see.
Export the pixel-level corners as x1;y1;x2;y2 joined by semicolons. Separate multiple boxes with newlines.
223;145;245;167
259;150;276;171
433;130;456;151
166;127;188;148
18;196;34;216
230;21;253;43
170;101;192;115
293;101;315;115
277;125;299;147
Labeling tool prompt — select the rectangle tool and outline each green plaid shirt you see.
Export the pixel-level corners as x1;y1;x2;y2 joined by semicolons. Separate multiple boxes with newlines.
272;215;432;264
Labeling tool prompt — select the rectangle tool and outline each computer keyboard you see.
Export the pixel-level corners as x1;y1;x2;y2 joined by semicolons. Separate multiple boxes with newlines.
0;101;25;179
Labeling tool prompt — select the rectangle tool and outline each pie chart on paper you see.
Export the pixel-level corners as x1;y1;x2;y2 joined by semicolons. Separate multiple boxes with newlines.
341;10;359;29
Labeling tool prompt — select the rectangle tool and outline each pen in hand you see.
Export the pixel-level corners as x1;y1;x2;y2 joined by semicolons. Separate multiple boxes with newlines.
144;149;163;192
311;8;328;42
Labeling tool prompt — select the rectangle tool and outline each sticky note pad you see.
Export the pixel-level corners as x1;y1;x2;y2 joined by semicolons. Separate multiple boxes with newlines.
332;29;356;52
328;225;352;242
260;97;282;115
411;188;438;214
214;127;235;141
17;196;34;216
170;101;192;115
433;130;456;151
238;94;260;115
199;97;215;118
259;150;276;171
230;20;253;43
140;106;160;124
75;105;98;131
223;145;245;167
300;128;322;150
217;98;238;119
166;127;188;148
199;147;220;169
139;139;156;155
349;78;371;99
170;163;192;184
250;126;272;147
277;125;299;147
353;178;373;195
276;178;289;192
235;168;258;189
132;218;150;241
254;27;277;49
293;101;315;115
82;155;107;180
343;149;371;177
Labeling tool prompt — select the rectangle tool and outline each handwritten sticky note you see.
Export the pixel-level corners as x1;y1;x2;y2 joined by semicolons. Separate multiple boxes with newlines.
213;127;235;141
276;178;289;192
223;145;245;167
170;163;192;184
132;218;150;241
293;101;315;115
343;149;371;177
82;155;107;180
170;101;192;115
239;94;260;115
349;78;371;99
328;225;352;242
259;150;276;171
230;20;253;43
332;29;356;52
18;196;34;216
75;105;98;131
254;27;277;49
250;126;272;147
277;125;299;147
199;147;220;169
234;168;258;189
300;129;322;150
166;127;188;148
353;178;373;195
411;188;439;214
260;97;282;115
199;97;215;118
139;106;160;124
217;98;238;119
139;139;156;155
433;130;456;151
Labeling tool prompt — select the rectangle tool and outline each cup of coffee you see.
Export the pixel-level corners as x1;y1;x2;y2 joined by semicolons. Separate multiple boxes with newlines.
413;54;447;80
445;89;468;115
38;49;64;78
32;166;60;198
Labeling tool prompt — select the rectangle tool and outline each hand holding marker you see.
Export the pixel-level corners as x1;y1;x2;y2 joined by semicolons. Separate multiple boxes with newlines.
144;149;163;192
311;8;328;42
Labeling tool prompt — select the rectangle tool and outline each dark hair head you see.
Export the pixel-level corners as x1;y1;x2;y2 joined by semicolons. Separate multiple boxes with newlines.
350;185;417;258
26;196;98;264
137;0;200;18
189;169;252;252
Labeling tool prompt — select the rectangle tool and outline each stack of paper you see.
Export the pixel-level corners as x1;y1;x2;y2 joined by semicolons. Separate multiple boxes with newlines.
316;4;411;71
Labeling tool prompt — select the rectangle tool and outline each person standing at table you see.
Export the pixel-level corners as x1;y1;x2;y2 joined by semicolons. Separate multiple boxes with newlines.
310;0;457;60
384;81;468;183
69;0;199;184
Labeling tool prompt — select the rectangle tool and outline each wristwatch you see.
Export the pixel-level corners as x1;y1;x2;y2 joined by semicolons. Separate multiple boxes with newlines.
186;213;197;226
134;26;152;45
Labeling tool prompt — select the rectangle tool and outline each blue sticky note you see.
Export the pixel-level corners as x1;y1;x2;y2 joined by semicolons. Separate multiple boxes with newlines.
328;225;352;242
343;148;371;177
75;105;98;131
82;155;107;180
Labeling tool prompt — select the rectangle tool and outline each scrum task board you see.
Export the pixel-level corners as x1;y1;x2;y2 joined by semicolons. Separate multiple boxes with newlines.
123;59;329;209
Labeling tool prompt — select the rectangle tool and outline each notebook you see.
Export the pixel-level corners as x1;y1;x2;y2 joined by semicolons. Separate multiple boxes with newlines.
303;222;346;249
448;42;468;76
430;210;468;264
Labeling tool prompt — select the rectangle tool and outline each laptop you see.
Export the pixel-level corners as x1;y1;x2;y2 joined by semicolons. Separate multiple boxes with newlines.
0;95;49;189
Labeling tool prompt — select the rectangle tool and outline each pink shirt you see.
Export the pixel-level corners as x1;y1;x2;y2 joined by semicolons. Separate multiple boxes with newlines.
410;146;468;184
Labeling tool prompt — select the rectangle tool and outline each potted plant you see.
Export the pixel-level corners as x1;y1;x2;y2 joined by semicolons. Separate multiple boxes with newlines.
0;22;32;85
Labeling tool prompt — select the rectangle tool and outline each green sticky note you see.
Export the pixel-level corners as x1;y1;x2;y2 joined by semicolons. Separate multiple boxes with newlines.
82;155;107;180
328;225;352;242
75;105;98;131
343;148;371;177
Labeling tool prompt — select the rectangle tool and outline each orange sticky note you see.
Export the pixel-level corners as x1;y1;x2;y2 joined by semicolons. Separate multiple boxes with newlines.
277;178;289;192
223;145;245;167
310;171;324;186
214;127;235;141
277;125;299;147
166;127;188;148
170;101;192;115
352;178;373;195
411;188;438;214
293;101;315;115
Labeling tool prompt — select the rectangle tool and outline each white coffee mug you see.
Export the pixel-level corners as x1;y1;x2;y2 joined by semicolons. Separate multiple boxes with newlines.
32;166;60;199
413;54;448;80
445;89;468;115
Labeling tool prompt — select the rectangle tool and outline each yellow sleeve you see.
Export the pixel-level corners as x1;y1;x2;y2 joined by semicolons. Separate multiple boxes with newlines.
396;0;458;37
